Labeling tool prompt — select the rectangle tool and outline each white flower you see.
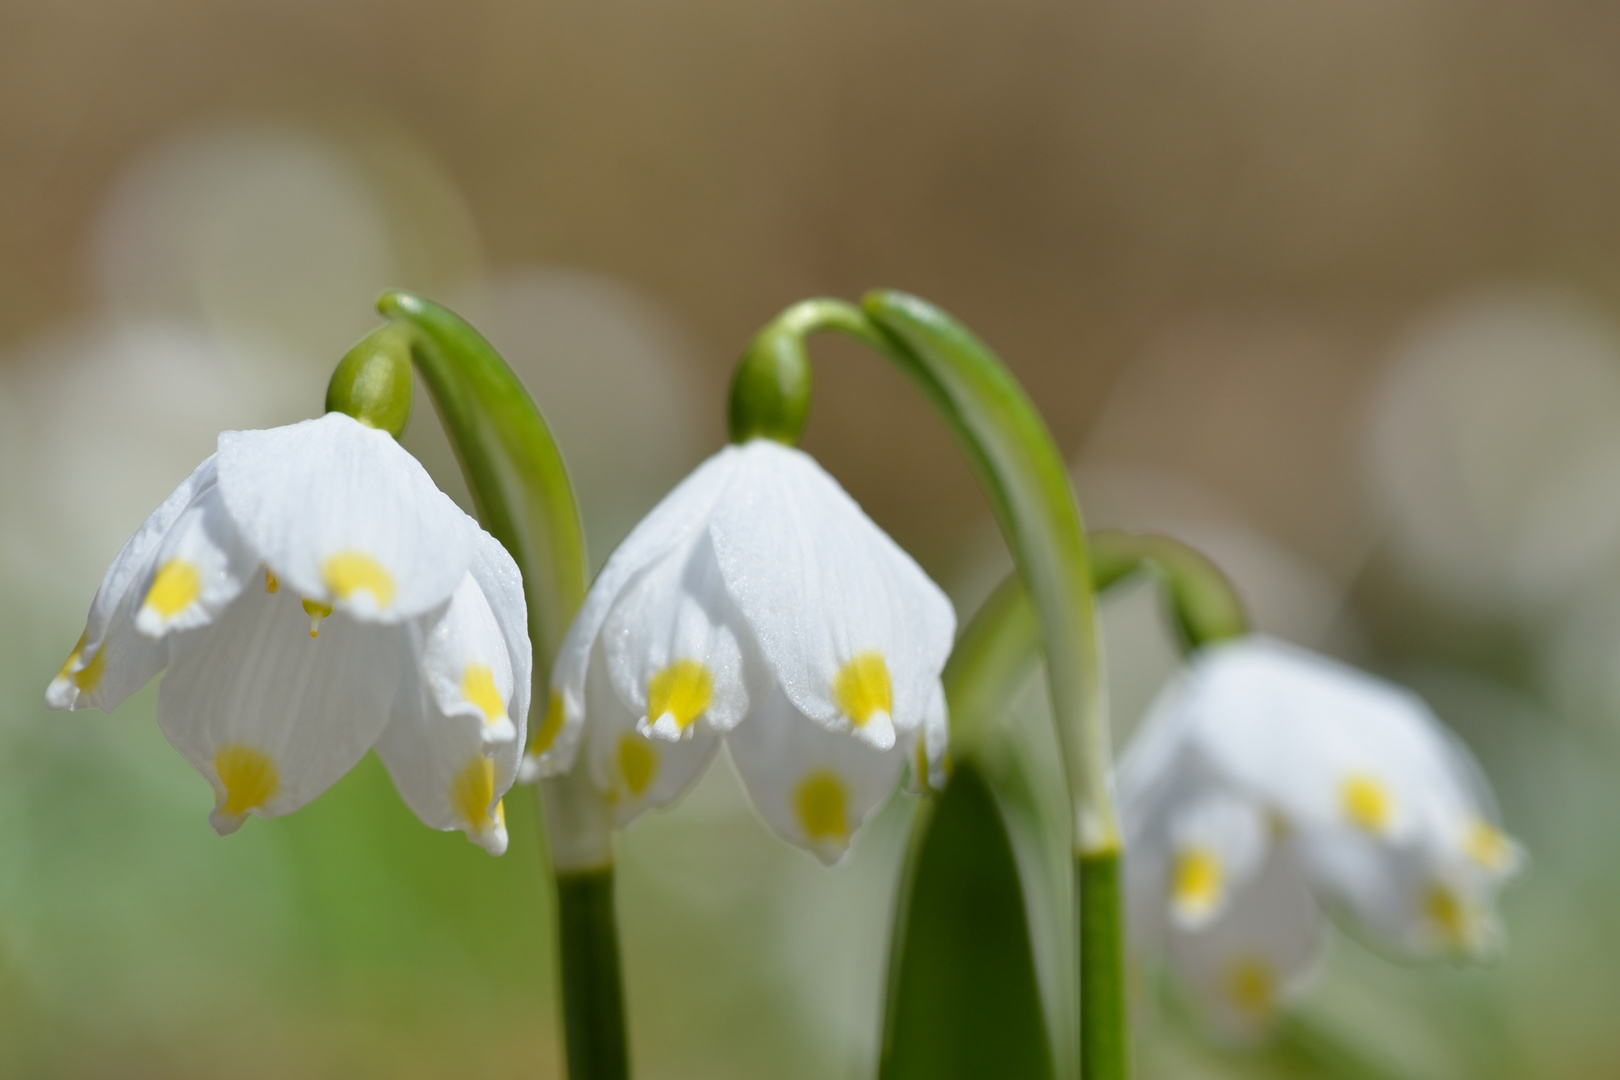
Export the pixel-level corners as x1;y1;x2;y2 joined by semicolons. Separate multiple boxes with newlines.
1120;636;1522;1036
527;438;954;864
46;412;531;855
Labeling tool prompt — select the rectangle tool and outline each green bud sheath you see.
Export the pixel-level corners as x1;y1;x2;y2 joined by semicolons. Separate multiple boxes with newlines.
326;322;416;438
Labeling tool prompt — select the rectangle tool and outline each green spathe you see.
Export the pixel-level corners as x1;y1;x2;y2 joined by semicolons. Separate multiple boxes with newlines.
325;322;415;438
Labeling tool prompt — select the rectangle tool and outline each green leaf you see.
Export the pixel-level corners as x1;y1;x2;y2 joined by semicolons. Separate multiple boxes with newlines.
880;762;1055;1080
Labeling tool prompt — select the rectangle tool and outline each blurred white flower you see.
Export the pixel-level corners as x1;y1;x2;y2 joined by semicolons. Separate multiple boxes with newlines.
45;412;530;855
528;438;953;864
1120;637;1521;1036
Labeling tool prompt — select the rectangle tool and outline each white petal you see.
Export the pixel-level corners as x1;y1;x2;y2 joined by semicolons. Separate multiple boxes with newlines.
1163;791;1270;930
133;486;256;639
1165;844;1323;1041
726;685;906;864
467;527;532;750
156;584;404;834
420;571;520;748
601;531;767;741
710;441;955;750
1176;638;1473;843
47;455;217;712
374;674;519;856
903;680;950;794
217;412;473;622
544;445;743;774
582;642;718;826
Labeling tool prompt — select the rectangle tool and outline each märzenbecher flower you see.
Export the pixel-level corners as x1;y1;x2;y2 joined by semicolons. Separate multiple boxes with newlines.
527;438;953;863
1120;637;1522;1035
46;411;531;854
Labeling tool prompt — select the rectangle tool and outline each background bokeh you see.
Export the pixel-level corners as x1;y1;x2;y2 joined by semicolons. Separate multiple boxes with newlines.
3;1;1620;1076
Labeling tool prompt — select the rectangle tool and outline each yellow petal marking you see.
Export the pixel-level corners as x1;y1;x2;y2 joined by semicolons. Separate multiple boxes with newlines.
301;598;333;638
1465;817;1514;872
1423;882;1479;951
1225;957;1277;1018
144;558;202;619
264;567;279;593
215;744;278;818
74;647;108;692
1170;846;1224;918
532;690;565;756
647;659;713;731
1340;773;1393;835
794;769;850;844
616;734;658;798
56;630;88;682
833;652;892;728
462;663;506;724
451;756;498;830
321;551;396;610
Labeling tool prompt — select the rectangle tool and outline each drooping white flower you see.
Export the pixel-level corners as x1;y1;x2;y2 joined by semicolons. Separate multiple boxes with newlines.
1119;636;1522;1036
526;438;955;864
46;412;531;855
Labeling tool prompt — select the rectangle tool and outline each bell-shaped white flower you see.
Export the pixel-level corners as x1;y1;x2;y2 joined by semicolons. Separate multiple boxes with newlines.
46;412;531;854
1119;636;1522;1036
528;438;955;864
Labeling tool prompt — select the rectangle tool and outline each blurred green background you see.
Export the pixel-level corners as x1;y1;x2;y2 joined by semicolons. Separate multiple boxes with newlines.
4;0;1620;1076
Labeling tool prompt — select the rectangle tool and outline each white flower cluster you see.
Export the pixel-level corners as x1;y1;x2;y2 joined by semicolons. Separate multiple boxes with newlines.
47;413;531;854
1120;637;1522;1036
526;438;955;864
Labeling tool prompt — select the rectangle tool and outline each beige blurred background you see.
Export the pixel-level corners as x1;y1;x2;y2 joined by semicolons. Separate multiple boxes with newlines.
5;1;1620;1077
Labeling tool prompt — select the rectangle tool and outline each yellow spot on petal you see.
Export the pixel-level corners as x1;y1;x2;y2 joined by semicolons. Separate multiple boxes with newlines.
532;691;565;756
144;558;202;619
55;629;106;696
794;769;850;844
647;659;713;731
462;663;506;724
1423;882;1481;951
74;646;108;692
301;598;333;637
833;652;892;728
451;756;498;830
617;734;658;798
264;567;279;593
1170;846;1224;918
321;551;395;610
57;630;87;681
1340;773;1393;835
215;744;278;818
1465;817;1514;872
1225;957;1277;1019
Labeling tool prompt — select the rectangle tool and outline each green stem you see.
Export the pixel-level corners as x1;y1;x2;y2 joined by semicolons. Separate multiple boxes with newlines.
558;870;632;1080
1087;530;1246;649
376;293;624;1080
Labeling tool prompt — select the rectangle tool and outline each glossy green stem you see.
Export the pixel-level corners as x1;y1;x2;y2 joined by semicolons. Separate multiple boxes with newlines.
557;870;631;1080
375;293;622;1080
1088;530;1247;649
1075;854;1127;1080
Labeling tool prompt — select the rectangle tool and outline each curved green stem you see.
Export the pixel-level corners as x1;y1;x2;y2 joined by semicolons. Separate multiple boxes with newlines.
375;293;623;1080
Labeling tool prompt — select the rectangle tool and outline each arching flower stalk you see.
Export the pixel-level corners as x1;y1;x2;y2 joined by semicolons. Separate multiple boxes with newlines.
46;410;531;854
527;437;953;864
1119;636;1522;1036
